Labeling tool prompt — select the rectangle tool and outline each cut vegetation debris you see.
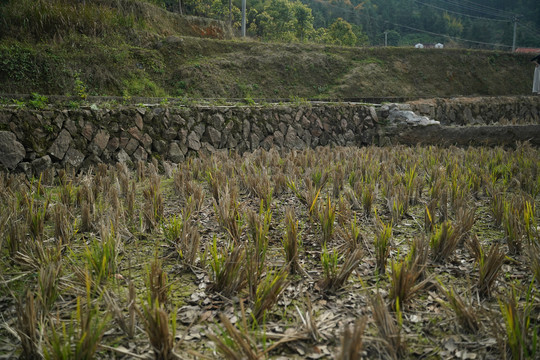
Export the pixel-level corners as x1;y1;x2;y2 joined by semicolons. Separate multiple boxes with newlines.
0;144;539;358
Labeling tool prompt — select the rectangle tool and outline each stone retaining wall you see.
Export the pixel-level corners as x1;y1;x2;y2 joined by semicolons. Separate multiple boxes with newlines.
0;104;377;176
409;96;540;125
1;96;539;176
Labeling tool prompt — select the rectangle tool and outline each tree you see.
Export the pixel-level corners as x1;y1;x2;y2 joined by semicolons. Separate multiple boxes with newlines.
327;17;357;46
293;2;314;41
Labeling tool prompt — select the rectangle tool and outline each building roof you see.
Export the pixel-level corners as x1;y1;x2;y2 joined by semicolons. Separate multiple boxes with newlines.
515;48;540;54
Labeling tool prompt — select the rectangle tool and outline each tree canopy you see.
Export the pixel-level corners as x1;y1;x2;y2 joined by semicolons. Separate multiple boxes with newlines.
156;0;540;48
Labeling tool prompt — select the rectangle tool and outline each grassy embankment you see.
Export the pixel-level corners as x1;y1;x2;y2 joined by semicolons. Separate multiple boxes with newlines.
0;0;536;100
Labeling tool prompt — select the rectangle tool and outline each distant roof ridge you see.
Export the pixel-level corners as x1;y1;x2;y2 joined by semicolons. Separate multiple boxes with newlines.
515;47;540;53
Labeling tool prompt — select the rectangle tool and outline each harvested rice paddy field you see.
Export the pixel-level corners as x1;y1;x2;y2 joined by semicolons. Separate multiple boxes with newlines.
1;144;540;359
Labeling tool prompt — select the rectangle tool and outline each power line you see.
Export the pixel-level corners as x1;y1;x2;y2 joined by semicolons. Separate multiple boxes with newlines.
309;0;512;49
520;23;540;40
433;0;516;18
458;0;517;16
414;0;510;22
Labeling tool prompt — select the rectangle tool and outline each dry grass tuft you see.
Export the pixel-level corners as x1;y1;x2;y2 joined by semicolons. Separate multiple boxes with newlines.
336;317;367;360
440;286;481;334
371;293;406;359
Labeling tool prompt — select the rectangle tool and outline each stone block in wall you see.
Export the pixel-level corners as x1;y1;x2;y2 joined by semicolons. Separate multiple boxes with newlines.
132;147;148;162
204;126;221;147
0;131;25;170
107;137;120;152
210;114;224;130
82;154;102;169
261;135;274;151
64;119;77;136
163;128;177;141
302;129;312;148
201;142;215;154
81;122;94;141
32;155;52;175
125;138;139;155
89;129;110;156
54;113;65;129
135;113;144;130
464;107;473;124
152;140;167;154
116;149;132;167
193;123;206;138
242;119;250;140
301;115;310;129
344;130;355;142
294;109;302;122
170;114;186;126
48;129;72;160
17;162;32;178
285;126;305;150
128;127;143;142
340;118;348;131
63;148;85;169
273;130;284;147
168;142;184;163
0;111;12;126
250;133;260;150
141;133;152;149
187;131;201;151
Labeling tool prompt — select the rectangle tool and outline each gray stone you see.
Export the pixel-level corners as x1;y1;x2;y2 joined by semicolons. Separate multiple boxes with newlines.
48;129;72;160
464;107;474;124
387;107;440;127
163;128;178;141
170;114;186;126
125;138;139;155
128;127;143;142
274;130;284;147
141;133;153;148
201;142;216;154
187;131;201;151
194;123;206;138
54;114;65;129
63;148;85;169
116;149;132;166
344;130;355;142
152;140;167;154
250;133;260;150
31;155;52;175
168;142;184;163
89;129;110;156
81;154;102;169
261;135;274;151
243;119;251;140
81;122;94;141
64;119;77;135
135;113;144;130
132;147;148;162
16;162;33;178
211;114;224;130
107;137;120;152
205;126;222;147
0;131;26;170
285;126;305;149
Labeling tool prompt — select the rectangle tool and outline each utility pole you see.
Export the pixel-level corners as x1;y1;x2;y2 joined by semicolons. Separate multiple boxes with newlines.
242;0;246;37
512;15;520;52
384;31;388;47
229;0;232;28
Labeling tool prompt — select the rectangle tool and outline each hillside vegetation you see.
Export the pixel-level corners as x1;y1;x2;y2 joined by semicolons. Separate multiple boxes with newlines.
0;0;536;99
